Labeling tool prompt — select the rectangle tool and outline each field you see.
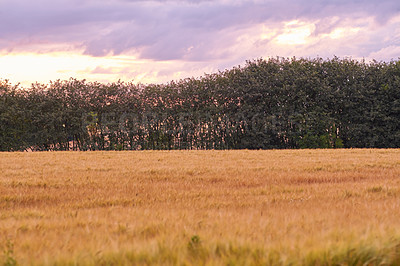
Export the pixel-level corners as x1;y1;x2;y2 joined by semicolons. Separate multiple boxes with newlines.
1;149;400;265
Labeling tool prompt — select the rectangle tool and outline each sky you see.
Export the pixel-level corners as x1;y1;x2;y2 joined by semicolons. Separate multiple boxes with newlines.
1;0;400;87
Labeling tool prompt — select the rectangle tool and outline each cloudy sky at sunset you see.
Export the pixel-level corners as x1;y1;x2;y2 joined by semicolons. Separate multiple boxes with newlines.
1;0;400;87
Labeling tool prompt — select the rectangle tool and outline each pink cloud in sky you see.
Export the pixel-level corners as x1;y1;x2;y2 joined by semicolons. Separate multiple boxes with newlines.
0;0;399;86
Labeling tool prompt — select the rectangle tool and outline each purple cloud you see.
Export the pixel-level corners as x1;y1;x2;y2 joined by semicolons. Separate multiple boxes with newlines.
0;0;399;62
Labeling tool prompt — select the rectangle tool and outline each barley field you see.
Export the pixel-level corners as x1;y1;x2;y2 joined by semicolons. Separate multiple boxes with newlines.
1;149;400;265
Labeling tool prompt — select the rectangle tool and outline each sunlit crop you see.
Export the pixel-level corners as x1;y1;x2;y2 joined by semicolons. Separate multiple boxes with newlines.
1;149;400;265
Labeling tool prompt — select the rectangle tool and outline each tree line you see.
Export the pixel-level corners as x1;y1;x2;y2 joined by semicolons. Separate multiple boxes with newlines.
1;57;399;151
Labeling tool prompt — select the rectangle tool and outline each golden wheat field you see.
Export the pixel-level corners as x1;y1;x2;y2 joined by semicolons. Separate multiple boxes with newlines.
0;149;400;265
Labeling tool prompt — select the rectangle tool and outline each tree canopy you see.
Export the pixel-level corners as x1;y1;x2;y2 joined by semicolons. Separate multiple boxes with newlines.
1;57;399;151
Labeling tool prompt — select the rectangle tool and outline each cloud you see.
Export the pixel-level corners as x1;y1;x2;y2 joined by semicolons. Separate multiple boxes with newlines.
90;66;116;74
1;0;400;86
368;45;400;61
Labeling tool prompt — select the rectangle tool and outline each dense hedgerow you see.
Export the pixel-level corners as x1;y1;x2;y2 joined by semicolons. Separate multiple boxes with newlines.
1;57;399;151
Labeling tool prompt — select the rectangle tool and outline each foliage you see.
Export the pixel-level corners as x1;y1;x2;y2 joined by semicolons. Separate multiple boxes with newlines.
1;56;399;150
2;240;17;266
